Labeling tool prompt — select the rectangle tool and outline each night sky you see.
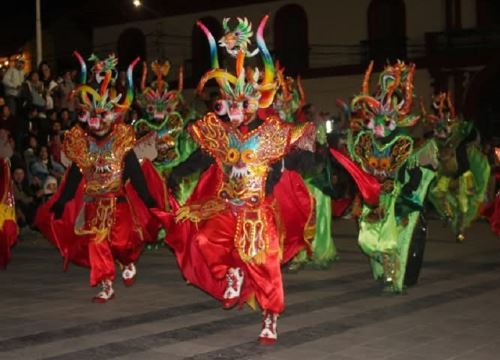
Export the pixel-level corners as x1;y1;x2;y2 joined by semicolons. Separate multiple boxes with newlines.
0;0;279;54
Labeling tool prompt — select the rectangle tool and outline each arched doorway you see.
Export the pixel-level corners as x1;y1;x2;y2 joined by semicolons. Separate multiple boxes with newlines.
117;28;146;70
367;0;406;64
274;4;309;76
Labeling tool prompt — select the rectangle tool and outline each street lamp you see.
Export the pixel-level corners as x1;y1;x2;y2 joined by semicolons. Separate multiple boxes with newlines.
35;0;42;66
133;0;142;7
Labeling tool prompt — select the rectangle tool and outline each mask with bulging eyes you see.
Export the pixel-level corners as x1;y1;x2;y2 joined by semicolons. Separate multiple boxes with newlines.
213;96;259;127
79;110;117;137
197;15;278;128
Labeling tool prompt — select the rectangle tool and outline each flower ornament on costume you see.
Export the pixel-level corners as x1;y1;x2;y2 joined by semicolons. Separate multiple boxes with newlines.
351;61;419;139
197;15;277;128
219;17;259;58
73;51;138;137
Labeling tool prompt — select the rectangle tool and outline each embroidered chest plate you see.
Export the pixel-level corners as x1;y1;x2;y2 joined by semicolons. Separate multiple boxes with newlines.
190;113;291;207
353;131;413;188
63;124;135;196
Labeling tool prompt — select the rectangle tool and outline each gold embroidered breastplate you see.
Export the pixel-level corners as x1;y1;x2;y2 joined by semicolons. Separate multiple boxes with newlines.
63;124;135;196
353;131;413;193
190;113;292;208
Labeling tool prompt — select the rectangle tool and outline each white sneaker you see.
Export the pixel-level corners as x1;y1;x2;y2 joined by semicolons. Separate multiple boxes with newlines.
122;263;137;287
259;311;278;344
92;279;115;303
223;267;244;304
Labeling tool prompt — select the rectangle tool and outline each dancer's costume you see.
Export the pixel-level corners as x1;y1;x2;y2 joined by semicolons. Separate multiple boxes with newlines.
133;62;198;249
134;61;198;204
346;61;438;293
0;129;18;269
271;68;337;269
482;147;500;236
159;16;317;344
35;53;167;302
425;93;490;242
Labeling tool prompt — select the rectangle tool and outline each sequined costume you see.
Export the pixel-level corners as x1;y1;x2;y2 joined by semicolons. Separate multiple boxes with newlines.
0;129;18;269
270;66;338;269
134;61;198;202
346;61;438;293
425;93;490;242
35;53;167;302
482;147;500;236
157;16;317;344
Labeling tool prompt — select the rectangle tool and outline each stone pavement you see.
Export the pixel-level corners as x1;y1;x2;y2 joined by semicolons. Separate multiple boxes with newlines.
1;219;500;360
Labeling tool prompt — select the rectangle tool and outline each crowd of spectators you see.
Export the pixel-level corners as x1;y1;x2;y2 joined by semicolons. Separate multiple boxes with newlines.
0;58;76;230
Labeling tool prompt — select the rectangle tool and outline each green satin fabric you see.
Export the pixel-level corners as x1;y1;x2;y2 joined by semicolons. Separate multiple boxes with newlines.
291;180;337;269
358;167;436;292
175;171;202;206
429;145;490;234
146;132;199;251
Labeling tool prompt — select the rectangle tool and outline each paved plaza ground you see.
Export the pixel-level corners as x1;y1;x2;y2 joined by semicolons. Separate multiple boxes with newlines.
1;218;500;359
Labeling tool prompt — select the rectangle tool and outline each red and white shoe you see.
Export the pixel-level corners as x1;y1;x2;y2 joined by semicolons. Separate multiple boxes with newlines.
259;311;278;345
122;263;137;287
223;267;244;308
92;279;115;303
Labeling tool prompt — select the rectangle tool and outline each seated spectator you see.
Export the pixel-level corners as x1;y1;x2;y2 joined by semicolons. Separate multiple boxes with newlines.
48;132;63;165
0;105;15;134
51;121;62;135
41;175;57;203
23;135;39;170
59;108;73;129
12;166;42;228
30;145;65;187
7;135;25;171
21;71;46;116
47;109;57;122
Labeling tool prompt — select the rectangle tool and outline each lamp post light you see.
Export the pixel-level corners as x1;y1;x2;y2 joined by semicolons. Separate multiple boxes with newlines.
35;0;42;66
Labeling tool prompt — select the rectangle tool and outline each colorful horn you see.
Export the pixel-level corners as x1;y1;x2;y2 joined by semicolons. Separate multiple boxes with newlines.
197;69;237;96
362;61;374;94
255;15;276;108
196;20;220;69
400;63;415;115
140;61;147;91
73;51;87;84
121;57;140;110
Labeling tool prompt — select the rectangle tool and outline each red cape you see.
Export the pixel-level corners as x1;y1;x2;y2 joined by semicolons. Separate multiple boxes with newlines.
35;160;167;270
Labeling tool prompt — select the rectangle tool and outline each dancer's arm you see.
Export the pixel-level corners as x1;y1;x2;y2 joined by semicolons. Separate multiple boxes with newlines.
167;149;213;191
50;163;82;219
123;150;156;208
